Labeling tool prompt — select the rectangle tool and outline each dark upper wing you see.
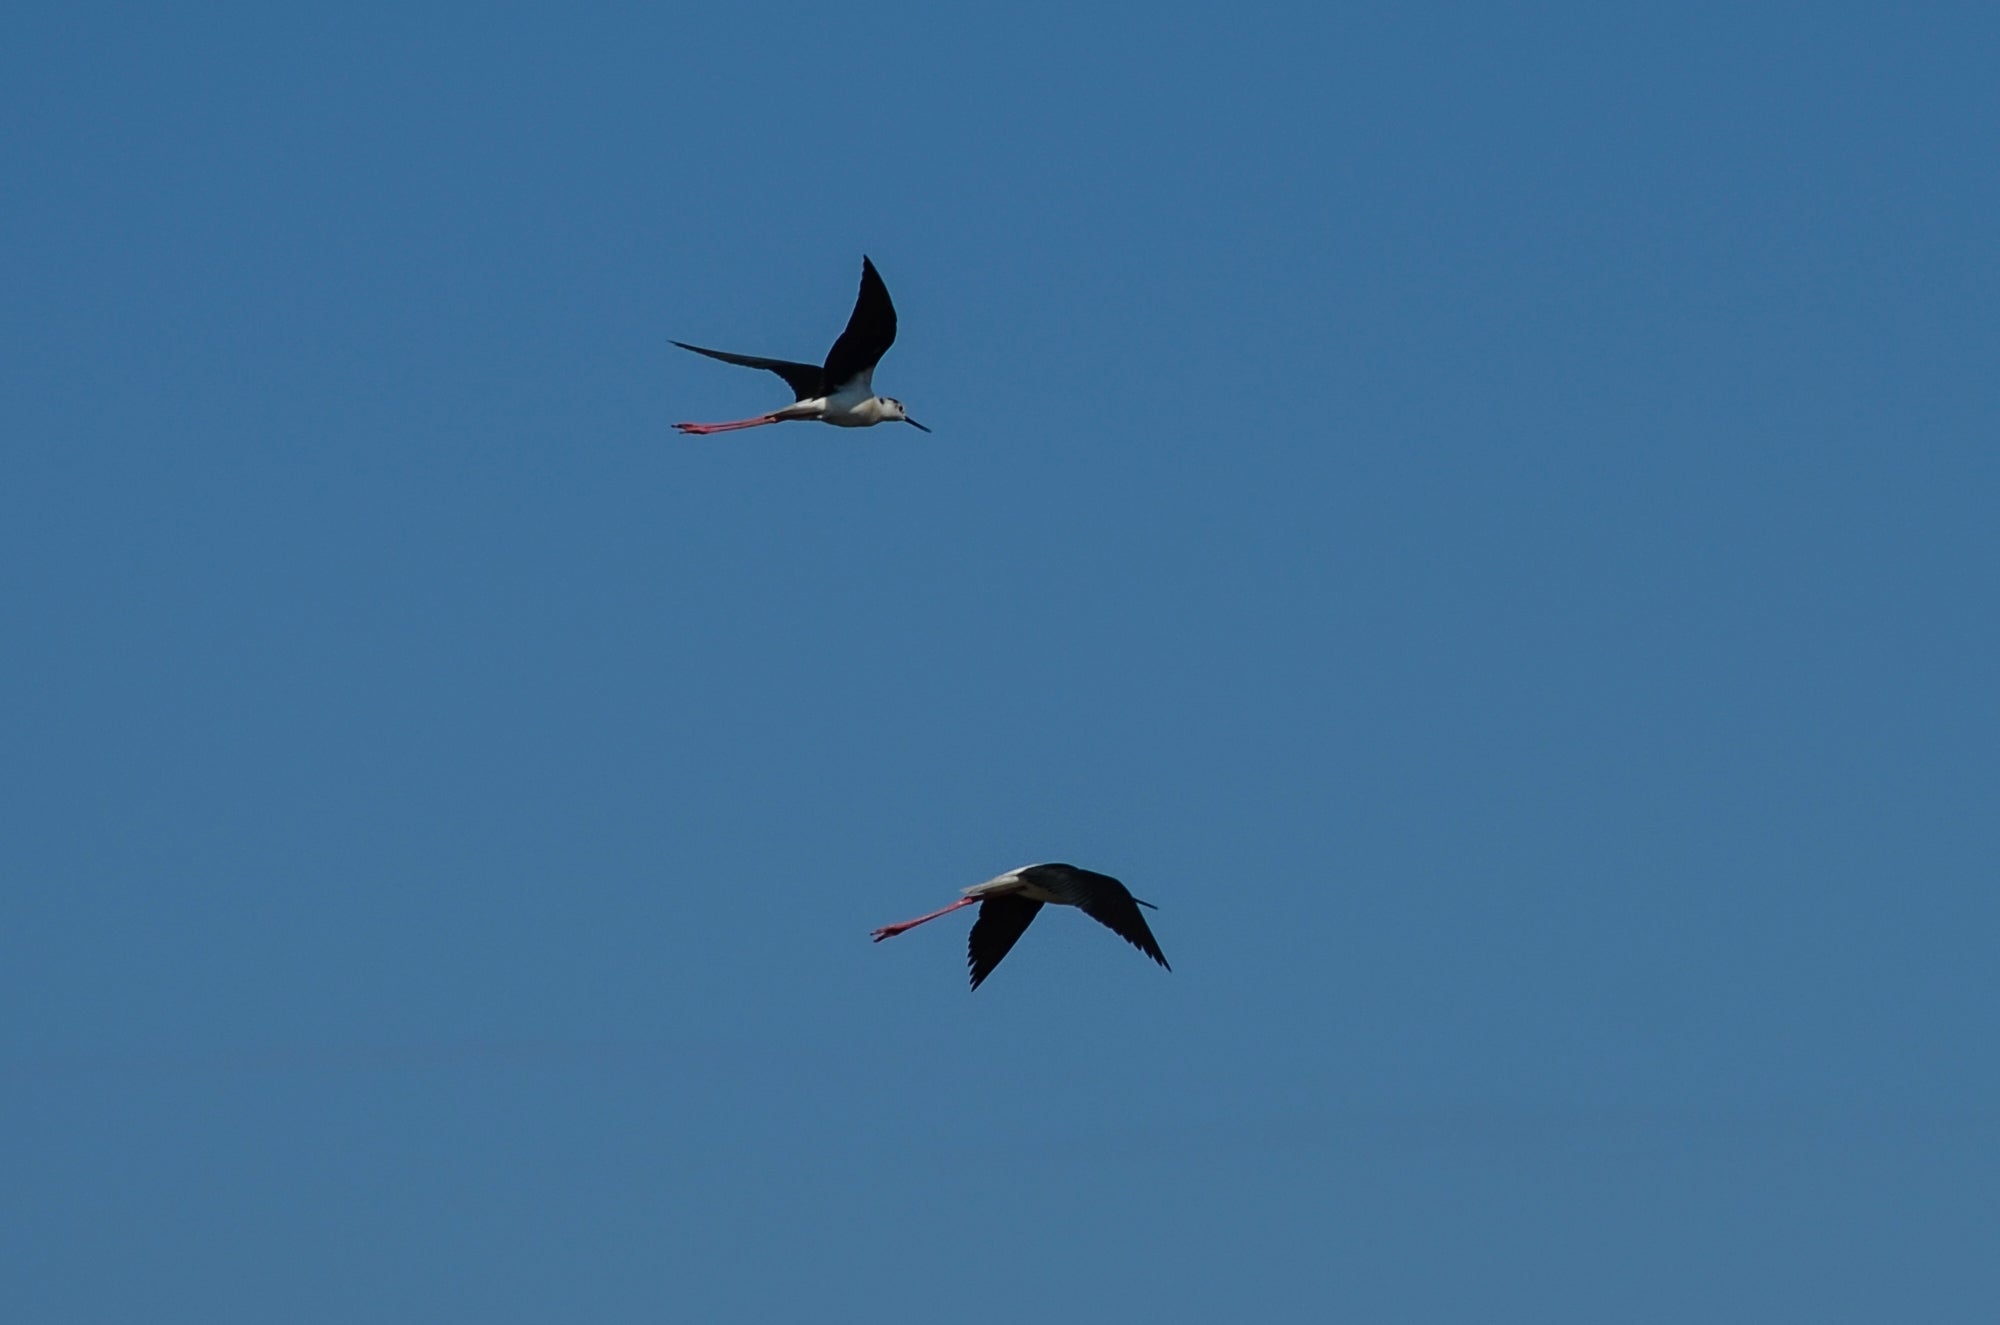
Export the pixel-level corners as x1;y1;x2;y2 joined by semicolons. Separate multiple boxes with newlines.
819;256;898;394
1055;867;1171;972
670;341;824;401
968;895;1043;991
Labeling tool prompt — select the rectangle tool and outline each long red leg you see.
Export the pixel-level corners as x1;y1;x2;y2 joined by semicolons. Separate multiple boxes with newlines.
870;896;977;942
674;414;783;435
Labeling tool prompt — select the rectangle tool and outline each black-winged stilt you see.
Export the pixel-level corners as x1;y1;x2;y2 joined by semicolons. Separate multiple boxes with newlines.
672;256;929;435
871;863;1171;990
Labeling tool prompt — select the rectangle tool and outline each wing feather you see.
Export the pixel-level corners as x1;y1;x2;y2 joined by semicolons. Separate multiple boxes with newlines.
1018;864;1171;972
819;256;897;395
967;895;1043;991
671;341;823;401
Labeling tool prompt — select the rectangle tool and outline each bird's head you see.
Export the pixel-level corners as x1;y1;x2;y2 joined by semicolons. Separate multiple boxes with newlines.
879;398;931;432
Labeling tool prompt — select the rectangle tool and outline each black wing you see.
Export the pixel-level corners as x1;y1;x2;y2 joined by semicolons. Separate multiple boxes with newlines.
1032;865;1171;972
670;341;824;401
968;895;1043;991
819;256;898;395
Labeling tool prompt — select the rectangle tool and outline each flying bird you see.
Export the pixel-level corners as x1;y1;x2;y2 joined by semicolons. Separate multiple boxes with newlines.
871;863;1171;990
672;256;929;435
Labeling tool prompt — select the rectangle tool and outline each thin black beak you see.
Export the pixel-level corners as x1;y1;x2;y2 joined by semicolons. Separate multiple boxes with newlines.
1135;898;1158;909
904;417;932;433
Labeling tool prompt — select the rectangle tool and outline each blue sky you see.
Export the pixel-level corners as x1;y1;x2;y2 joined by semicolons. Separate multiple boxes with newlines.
5;3;1996;1320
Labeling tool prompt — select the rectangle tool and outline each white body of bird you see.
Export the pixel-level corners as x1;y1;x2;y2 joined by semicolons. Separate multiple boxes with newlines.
961;866;1072;905
772;375;916;428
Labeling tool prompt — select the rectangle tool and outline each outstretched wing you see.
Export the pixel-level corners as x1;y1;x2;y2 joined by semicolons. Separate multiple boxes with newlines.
968;895;1043;991
1026;865;1171;972
671;341;824;401
819;256;898;396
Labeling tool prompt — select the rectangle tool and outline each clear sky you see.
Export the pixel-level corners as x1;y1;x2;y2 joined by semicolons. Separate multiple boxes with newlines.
5;3;1996;1321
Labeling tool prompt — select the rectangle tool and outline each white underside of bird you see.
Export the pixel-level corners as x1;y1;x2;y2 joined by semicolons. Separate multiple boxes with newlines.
961;866;1071;904
774;374;892;426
